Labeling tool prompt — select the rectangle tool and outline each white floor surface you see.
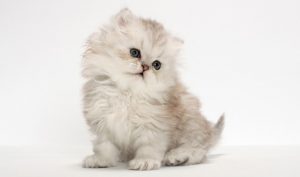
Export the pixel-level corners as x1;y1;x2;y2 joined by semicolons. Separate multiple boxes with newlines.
0;146;299;177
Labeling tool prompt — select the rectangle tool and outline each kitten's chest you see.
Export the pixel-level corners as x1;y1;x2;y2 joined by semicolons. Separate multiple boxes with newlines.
99;89;151;144
105;92;150;127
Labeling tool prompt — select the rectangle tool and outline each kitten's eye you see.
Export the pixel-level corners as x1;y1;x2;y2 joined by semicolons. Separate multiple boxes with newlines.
152;60;161;70
130;48;141;58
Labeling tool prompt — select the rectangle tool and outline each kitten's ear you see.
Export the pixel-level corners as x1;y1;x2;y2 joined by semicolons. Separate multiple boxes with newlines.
172;36;184;49
173;37;184;46
113;8;134;28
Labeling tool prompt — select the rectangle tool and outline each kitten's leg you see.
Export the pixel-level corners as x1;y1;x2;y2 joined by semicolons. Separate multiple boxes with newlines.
164;117;212;166
164;114;224;166
128;129;167;170
83;137;120;168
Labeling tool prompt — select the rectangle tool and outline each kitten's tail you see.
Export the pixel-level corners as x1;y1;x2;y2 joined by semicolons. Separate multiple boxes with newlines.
214;113;225;136
209;113;225;148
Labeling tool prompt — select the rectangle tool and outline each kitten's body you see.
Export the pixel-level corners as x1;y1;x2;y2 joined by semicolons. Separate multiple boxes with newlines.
82;9;224;170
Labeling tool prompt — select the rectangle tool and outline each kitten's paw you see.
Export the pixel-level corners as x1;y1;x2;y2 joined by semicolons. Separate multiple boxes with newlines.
164;148;206;166
163;150;189;166
82;155;115;168
128;158;161;170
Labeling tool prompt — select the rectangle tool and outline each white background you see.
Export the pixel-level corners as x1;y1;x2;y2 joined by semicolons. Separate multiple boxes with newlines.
0;0;300;148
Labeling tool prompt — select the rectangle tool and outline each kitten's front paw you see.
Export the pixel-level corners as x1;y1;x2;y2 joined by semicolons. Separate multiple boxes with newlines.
82;155;116;168
128;158;161;170
163;150;189;166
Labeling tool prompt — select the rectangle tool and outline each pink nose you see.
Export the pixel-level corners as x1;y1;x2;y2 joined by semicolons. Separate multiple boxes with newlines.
142;64;149;71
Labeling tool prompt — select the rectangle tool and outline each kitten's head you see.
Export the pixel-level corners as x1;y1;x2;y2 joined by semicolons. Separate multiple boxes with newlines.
83;9;183;96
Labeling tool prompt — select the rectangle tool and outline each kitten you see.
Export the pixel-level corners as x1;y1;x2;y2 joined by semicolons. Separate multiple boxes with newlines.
82;8;224;170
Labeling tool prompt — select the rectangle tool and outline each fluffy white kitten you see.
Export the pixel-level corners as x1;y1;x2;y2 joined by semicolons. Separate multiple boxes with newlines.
82;8;224;170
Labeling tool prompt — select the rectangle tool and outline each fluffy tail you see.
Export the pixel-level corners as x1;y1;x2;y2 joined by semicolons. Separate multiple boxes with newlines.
209;113;225;148
214;113;225;136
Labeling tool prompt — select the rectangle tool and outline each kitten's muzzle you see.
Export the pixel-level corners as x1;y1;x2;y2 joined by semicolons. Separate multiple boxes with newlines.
142;64;149;72
138;63;149;77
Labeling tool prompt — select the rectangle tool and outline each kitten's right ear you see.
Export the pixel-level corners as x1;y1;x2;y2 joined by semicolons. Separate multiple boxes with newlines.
113;8;134;28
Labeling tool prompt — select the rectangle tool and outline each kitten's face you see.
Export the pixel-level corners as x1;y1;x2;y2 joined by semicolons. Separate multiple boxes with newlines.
83;9;183;94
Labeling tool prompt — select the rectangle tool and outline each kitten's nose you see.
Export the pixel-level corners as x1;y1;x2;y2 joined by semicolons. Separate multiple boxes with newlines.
142;64;149;71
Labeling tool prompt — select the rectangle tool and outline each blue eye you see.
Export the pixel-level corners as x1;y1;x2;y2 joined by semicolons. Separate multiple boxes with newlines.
152;60;161;70
130;48;141;58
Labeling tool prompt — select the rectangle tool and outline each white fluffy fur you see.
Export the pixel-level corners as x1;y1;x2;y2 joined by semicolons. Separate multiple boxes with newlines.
82;8;224;170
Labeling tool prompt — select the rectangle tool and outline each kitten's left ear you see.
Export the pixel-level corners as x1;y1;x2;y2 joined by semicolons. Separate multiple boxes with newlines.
171;36;184;50
173;36;184;45
113;8;135;28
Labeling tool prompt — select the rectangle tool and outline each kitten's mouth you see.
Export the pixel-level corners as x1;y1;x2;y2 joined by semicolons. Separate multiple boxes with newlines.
138;63;149;78
130;63;148;78
138;71;144;77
